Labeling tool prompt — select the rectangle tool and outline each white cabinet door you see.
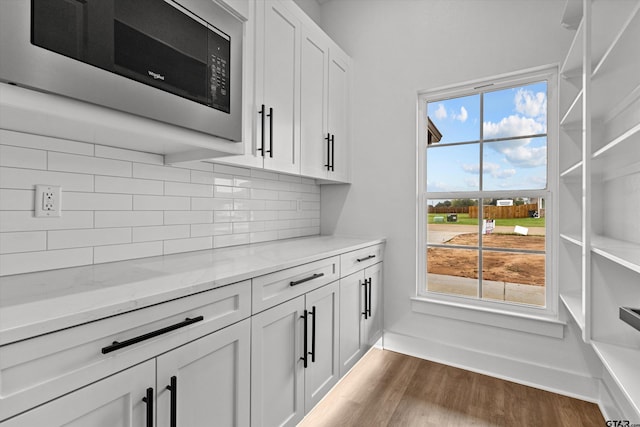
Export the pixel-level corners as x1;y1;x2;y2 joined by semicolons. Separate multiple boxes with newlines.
327;47;350;182
260;0;301;174
304;281;340;410
251;296;305;427
2;360;154;427
300;26;330;179
156;319;251;427
363;262;383;348
339;272;365;377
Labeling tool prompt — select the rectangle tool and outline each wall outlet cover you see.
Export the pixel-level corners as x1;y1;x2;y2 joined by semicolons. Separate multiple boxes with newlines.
35;185;62;217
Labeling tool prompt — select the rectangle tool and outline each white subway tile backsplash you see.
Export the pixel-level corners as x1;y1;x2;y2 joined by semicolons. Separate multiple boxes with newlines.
95;176;163;195
95;145;163;165
0;231;46;254
165;181;212;197
48;227;131;250
133;195;190;211
191;197;233;211
0;145;47;169
213;163;251;177
95;211;163;228
94;242;162;264
0;167;94;191
0;189;34;210
0;211;93;232
48;152;132;177
0;248;93;276
191;223;232;237
0;130;94;156
133;225;190;242
164;211;213;225
0;130;320;275
64;192;133;211
163;236;212;255
233;199;266;211
214;233;250;248
133;163;190;182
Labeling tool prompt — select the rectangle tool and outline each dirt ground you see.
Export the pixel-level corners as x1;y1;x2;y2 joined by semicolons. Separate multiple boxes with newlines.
427;233;546;286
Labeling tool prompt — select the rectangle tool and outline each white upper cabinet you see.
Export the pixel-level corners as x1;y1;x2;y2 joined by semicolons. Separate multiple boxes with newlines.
300;25;351;183
222;0;351;182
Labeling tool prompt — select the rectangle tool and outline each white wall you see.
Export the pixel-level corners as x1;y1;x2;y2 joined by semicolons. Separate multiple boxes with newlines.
318;0;603;399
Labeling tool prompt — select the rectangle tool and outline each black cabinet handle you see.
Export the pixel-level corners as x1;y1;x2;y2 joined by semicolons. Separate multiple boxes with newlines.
142;387;154;427
300;310;308;368
290;272;324;287
330;134;335;172
356;254;376;262
310;306;316;363
166;376;177;427
258;104;265;156
362;279;368;319
266;107;273;157
101;316;204;354
325;133;331;170
367;278;372;317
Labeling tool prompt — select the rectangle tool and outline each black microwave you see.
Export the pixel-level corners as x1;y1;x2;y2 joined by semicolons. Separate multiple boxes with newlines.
0;0;243;141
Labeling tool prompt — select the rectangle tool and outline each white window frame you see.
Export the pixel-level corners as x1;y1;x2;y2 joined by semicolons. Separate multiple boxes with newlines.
416;65;559;319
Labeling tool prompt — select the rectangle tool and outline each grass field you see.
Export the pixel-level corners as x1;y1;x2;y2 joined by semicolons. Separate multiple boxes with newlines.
428;213;545;227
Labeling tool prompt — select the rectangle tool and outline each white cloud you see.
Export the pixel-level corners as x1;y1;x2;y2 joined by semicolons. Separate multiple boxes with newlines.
492;168;517;179
462;163;481;174
453;106;468;122
502;145;547;168
461;162;514;179
434;104;447;120
483;115;545;139
464;177;479;188
515;89;546;118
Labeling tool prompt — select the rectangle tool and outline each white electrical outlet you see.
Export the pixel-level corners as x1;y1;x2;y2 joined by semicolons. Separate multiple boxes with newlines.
35;185;62;217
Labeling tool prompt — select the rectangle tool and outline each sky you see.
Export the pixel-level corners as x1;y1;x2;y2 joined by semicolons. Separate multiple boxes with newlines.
426;82;547;193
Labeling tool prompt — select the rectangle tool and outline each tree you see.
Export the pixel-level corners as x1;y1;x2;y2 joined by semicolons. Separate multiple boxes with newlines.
452;198;477;207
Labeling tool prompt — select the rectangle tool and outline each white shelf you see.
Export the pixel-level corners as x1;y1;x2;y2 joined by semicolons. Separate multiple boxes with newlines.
593;122;640;160
591;4;640;121
560;160;583;179
560;291;585;331
591;235;640;274
560;89;583;128
560;233;584;247
0;83;245;165
592;341;640;420
560;17;584;77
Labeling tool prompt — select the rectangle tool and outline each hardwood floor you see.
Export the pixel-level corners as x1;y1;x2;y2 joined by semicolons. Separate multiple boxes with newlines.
299;349;604;427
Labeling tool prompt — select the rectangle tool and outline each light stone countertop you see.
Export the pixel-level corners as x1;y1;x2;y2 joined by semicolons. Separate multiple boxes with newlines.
0;235;384;346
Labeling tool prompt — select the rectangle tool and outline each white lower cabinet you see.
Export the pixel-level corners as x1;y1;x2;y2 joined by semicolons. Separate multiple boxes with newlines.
3;320;251;427
251;281;340;427
2;359;155;427
156;319;251;427
339;262;382;377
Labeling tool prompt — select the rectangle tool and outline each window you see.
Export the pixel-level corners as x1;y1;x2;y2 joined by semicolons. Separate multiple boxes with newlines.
417;67;557;315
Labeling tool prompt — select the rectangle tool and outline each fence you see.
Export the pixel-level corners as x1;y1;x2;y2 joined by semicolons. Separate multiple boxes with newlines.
468;204;542;219
428;206;470;214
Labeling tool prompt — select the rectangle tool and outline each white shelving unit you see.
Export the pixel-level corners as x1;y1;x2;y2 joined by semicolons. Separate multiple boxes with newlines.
559;0;640;421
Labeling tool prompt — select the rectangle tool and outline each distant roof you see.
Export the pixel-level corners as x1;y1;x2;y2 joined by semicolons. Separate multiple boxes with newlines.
427;117;442;144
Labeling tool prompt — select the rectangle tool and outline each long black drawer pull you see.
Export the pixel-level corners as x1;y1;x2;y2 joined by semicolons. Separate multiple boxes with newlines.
266;107;273;158
258;104;265;156
101;316;204;354
362;279;369;319
356;254;376;262
330;134;335;172
300;310;309;368
310;306;316;363
325;133;331;170
290;272;325;287
166;376;177;427
367;278;372;317
142;387;154;427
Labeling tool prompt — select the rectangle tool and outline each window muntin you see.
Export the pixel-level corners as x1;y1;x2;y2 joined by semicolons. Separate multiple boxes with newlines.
420;71;553;311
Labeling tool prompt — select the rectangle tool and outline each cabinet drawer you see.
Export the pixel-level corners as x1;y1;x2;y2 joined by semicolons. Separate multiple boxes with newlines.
252;256;340;314
0;280;250;423
340;244;383;277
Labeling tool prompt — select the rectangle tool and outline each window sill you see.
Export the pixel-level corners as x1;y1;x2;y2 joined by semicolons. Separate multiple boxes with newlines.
411;296;566;338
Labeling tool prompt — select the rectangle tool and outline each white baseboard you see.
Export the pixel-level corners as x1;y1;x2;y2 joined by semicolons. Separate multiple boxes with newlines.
383;331;600;403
